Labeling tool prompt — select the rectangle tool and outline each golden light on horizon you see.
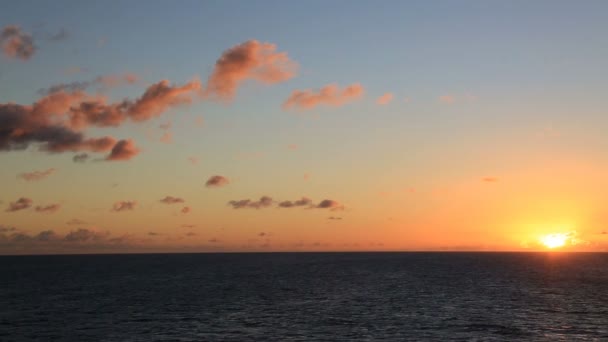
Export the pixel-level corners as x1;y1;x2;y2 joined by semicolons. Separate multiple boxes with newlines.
539;233;568;249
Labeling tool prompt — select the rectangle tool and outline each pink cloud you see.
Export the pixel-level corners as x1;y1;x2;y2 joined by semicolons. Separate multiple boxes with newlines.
206;40;298;100
0;25;35;60
105;139;139;161
112;201;136;212
439;95;455;104
482;177;499;183
160;196;185;204
6;197;33;212
206;175;230;188
181;206;191;214
0;78;198;161
35;204;61;213
18;168;56;181
160;132;172;144
376;92;394;105
282;83;364;110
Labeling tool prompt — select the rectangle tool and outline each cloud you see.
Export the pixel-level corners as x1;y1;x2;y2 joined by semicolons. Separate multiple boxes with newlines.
68;79;201;128
35;204;61;213
206;40;297;100
188;157;199;165
181;206;191;214
159;132;172;144
48;28;69;41
160;196;185;204
18;168;56;181
316;199;344;211
328;216;342;220
206;175;229;188
64;228;110;242
112;201;136;212
1;25;35;60
282;83;364;110
0;225;17;233
181;224;196;228
376;93;393;105
148;232;159;236
67;218;86;225
228;196;273;209
72;153;89;163
439;95;455;104
38;73;139;95
6;197;33;212
105;139;139;161
482;177;499;183
0;78;199;161
278;197;312;208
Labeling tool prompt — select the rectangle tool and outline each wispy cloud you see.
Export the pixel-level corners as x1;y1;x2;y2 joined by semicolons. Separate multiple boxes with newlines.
1;25;35;60
278;197;312;208
38;73;139;95
228;196;273;209
160;196;185;204
112;201;136;212
6;197;33;212
34;204;61;213
282;83;364;110
18;168;56;181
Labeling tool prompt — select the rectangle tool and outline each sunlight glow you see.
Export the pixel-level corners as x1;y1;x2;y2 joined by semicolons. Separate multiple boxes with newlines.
540;233;568;249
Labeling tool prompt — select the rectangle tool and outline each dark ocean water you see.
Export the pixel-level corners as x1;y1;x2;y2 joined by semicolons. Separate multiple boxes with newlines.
1;252;608;341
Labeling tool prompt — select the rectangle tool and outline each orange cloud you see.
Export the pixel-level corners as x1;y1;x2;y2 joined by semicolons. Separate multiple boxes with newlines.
34;204;61;213
282;83;364;110
206;175;230;188
105;139;139;161
112;201;136;212
181;206;191;214
376;92;393;105
6;197;33;212
1;25;35;60
482;177;499;183
206;40;297;100
18;168;56;181
160;196;185;204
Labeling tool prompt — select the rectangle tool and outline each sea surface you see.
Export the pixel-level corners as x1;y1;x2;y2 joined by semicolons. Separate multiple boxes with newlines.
1;252;607;341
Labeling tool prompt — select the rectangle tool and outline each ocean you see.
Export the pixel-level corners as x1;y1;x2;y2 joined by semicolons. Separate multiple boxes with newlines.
1;252;607;341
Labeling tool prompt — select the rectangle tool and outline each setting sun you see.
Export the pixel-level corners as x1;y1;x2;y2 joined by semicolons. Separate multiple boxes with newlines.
540;233;568;249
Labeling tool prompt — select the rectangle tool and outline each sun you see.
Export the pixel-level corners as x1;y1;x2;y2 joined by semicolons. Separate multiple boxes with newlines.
540;233;568;249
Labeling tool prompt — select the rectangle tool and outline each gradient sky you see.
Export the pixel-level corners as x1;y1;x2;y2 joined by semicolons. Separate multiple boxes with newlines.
1;0;608;254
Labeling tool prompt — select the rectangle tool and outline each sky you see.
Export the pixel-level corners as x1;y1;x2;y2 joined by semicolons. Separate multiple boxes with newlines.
1;0;608;254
